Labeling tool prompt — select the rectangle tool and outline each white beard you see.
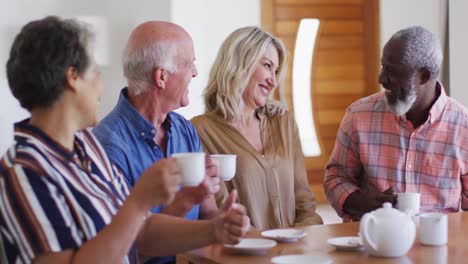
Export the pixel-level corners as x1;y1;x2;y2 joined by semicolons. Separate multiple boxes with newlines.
385;86;417;116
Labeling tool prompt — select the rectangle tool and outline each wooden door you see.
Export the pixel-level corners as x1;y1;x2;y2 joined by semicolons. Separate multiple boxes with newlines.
262;0;380;200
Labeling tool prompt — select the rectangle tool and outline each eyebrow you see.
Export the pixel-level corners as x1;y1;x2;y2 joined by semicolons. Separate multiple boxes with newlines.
262;57;278;69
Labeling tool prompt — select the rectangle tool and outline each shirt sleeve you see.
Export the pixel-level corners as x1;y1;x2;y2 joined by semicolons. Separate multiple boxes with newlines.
0;165;83;263
460;132;468;210
323;108;362;218
289;114;324;226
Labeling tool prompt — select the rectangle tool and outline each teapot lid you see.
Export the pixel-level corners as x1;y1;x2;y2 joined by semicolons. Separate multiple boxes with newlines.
372;202;402;217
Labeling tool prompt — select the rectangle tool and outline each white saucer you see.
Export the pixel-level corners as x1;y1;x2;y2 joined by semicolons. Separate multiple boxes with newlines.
224;238;277;254
271;254;333;264
261;229;306;242
327;236;364;251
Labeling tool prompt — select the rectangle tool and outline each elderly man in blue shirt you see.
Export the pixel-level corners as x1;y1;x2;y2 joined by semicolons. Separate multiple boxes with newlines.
93;21;220;263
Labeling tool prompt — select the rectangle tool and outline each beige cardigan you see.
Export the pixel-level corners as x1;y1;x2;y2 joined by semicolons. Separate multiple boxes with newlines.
191;111;323;230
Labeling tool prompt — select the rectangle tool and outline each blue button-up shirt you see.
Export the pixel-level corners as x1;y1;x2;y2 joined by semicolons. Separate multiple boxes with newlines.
94;88;203;263
94;88;202;218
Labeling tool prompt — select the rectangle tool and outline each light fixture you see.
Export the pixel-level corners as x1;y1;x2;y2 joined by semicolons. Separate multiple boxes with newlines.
292;18;321;157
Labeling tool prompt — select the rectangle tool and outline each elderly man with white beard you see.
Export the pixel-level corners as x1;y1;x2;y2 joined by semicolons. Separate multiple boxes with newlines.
323;26;468;221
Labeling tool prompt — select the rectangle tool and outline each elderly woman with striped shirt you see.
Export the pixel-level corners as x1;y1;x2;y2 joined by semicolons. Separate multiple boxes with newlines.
0;16;249;263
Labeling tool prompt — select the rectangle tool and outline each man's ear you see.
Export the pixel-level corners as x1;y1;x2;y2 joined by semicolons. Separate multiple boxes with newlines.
419;68;431;85
154;67;169;89
65;66;80;93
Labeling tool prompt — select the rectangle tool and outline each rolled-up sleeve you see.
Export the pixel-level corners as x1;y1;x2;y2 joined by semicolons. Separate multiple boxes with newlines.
461;135;468;211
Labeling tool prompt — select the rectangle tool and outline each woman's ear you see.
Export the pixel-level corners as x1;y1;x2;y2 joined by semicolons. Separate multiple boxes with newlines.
154;67;169;89
65;66;80;93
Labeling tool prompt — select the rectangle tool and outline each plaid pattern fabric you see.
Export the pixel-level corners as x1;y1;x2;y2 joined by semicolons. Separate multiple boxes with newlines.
324;83;468;219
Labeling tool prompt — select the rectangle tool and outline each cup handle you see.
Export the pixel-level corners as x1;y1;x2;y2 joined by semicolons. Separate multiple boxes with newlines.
361;214;378;252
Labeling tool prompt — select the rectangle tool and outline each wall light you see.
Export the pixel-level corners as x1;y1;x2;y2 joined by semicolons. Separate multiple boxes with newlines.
292;18;321;157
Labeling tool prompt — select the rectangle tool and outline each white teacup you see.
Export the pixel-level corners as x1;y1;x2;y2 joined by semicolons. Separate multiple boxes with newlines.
210;154;237;181
419;213;448;246
171;152;205;186
396;192;420;216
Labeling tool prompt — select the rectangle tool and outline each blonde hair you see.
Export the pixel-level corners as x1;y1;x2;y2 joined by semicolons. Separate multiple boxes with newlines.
203;26;287;121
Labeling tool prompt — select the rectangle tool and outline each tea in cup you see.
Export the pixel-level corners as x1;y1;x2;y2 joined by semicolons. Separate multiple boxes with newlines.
210;154;237;181
171;152;205;186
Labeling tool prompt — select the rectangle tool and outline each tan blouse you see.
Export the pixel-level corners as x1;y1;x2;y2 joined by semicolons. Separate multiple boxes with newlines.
191;111;323;230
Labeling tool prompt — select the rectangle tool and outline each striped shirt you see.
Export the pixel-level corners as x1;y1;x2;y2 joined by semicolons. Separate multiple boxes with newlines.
324;83;468;219
0;120;136;263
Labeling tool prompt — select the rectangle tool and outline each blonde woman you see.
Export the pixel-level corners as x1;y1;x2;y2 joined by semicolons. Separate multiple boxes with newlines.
191;26;323;230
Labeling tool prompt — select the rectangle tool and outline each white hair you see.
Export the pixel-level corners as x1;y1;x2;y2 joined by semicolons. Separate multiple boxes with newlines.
391;26;443;78
122;41;177;95
385;87;417;116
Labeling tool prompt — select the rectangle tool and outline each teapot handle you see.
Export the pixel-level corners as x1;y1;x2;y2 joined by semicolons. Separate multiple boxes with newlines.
361;213;378;252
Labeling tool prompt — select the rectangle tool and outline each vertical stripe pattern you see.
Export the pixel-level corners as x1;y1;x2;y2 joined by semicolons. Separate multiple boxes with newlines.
0;120;135;263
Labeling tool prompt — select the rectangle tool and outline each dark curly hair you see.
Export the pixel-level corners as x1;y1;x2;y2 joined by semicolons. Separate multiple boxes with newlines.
6;16;94;110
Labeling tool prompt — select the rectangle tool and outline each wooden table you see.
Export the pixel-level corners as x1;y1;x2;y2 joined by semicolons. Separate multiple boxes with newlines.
178;212;468;264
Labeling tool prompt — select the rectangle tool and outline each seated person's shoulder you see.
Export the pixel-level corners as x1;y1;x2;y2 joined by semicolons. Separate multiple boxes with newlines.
269;109;293;123
347;92;386;113
93;114;129;146
446;97;468;121
190;114;218;140
168;111;200;133
1;142;51;180
168;111;193;126
190;114;211;127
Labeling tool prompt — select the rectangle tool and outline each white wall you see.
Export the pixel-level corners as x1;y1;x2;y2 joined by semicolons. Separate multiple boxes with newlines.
449;0;468;107
380;0;447;48
171;0;260;119
0;0;260;155
0;0;171;154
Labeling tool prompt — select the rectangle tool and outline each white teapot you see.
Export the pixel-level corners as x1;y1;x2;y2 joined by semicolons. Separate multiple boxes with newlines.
360;202;415;257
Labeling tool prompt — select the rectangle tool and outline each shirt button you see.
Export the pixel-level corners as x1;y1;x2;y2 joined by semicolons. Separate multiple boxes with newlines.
407;164;412;169
151;129;156;134
141;132;145;137
153;146;158;149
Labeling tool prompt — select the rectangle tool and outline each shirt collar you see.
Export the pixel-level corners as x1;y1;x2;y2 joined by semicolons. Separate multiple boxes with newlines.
115;88;172;139
14;119;81;161
428;81;448;123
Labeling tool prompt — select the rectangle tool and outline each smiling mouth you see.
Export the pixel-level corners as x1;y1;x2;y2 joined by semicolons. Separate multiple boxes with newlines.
259;85;270;96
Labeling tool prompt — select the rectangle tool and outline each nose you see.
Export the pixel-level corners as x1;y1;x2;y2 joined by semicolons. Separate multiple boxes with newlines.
267;73;277;88
378;68;385;85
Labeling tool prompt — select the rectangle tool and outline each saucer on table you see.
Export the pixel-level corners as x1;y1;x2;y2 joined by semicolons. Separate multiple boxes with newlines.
327;236;364;251
224;238;277;255
261;228;306;243
271;254;332;264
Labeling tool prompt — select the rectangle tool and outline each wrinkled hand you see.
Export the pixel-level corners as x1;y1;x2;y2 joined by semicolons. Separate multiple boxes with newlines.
212;190;250;245
344;187;397;218
181;156;220;203
132;158;181;210
375;186;397;205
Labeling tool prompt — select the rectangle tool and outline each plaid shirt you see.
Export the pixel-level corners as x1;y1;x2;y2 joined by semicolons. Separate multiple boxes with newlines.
324;83;468;219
